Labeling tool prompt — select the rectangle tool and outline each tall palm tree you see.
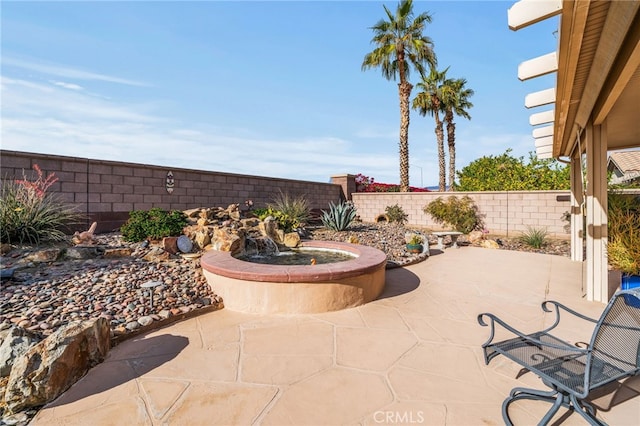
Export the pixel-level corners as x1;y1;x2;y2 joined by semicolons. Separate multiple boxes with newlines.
412;66;448;191
362;0;436;192
442;77;474;191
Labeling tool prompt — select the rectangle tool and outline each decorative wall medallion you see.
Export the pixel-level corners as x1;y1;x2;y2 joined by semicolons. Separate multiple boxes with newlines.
166;171;175;194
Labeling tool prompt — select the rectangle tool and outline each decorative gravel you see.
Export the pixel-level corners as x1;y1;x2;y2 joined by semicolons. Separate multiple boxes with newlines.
0;224;569;340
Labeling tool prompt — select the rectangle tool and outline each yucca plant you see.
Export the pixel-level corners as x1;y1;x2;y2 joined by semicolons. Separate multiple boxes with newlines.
519;226;548;249
321;201;357;231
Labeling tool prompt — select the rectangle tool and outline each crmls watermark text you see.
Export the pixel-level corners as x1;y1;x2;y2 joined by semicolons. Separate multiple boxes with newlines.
373;411;425;424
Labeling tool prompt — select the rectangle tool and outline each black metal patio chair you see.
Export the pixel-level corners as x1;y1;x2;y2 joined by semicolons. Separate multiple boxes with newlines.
478;288;640;425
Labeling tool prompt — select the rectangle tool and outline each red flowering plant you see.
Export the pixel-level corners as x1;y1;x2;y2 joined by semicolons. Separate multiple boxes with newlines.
15;164;59;199
355;173;430;193
1;164;82;244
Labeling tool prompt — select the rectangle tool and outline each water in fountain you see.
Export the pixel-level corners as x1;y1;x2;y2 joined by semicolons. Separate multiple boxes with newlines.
238;248;355;265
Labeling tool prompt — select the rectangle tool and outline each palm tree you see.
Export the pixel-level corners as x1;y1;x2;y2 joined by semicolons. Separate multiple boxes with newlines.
442;78;474;191
412;66;448;191
362;0;436;192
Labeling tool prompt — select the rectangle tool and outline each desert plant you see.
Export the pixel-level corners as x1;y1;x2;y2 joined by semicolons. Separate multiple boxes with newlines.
120;208;188;242
423;195;483;233
407;233;424;245
519;226;548;249
607;192;640;275
0;165;83;244
253;207;300;233
321;201;357;231
267;191;310;228
385;204;408;224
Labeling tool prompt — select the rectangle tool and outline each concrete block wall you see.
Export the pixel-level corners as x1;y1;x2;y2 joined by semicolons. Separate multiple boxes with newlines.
352;190;572;238
1;150;343;233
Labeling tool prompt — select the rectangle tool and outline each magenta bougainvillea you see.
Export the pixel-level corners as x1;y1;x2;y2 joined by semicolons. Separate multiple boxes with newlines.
355;173;429;193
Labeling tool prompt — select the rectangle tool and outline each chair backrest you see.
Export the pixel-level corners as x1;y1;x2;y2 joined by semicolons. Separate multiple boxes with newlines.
588;288;640;389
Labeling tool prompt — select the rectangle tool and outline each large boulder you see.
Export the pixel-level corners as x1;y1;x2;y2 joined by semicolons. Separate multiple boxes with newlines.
0;327;42;378
212;228;243;254
259;217;284;244
3;318;110;413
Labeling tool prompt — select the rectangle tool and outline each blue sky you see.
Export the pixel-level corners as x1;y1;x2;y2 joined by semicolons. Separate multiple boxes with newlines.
1;0;558;187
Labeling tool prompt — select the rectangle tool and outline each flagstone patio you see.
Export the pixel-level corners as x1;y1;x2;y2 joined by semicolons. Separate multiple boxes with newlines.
31;247;640;425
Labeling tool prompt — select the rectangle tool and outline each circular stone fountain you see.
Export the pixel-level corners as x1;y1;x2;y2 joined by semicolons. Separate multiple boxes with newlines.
201;241;387;314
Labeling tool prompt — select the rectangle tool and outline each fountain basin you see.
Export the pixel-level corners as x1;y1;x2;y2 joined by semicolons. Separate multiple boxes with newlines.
201;241;387;314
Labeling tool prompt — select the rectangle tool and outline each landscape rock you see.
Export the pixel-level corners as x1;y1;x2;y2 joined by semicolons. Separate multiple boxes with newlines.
259;217;284;244
212;228;243;254
194;231;211;250
0;326;42;377
481;239;500;249
162;237;179;254
103;247;132;257
25;248;62;264
468;230;485;245
284;232;301;248
1;268;15;280
3;318;110;413
65;246;102;260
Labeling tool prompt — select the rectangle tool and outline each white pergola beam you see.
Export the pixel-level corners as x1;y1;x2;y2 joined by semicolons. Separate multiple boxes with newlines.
529;109;555;125
533;125;554;139
518;52;558;81
508;0;562;31
535;136;554;148
536;145;553;155
525;88;556;108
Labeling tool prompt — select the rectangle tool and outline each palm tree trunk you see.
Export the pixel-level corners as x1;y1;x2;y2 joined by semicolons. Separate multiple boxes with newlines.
399;81;413;192
447;116;456;191
434;113;445;192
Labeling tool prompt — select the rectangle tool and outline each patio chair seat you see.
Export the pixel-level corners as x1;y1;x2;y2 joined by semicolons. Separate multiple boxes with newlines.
478;288;640;425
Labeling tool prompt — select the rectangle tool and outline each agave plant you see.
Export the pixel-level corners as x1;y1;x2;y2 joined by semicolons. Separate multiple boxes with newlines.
321;201;357;231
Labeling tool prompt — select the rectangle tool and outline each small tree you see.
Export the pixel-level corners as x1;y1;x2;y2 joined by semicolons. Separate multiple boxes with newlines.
456;149;570;191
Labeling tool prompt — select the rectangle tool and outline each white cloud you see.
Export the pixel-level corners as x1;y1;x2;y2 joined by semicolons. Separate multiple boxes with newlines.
52;81;83;91
1;76;399;183
3;56;149;87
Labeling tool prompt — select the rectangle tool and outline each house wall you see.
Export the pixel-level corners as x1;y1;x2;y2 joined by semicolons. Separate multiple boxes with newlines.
0;150;344;233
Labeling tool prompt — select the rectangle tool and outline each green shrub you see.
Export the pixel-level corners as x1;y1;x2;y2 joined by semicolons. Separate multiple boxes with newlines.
0;166;83;244
321;201;357;231
519;226;548;249
385;204;408;224
253;207;300;233
120;208;188;242
423;196;483;233
267;191;310;227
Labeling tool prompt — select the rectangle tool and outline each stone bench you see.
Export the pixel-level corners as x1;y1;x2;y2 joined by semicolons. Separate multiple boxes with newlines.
432;231;463;250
